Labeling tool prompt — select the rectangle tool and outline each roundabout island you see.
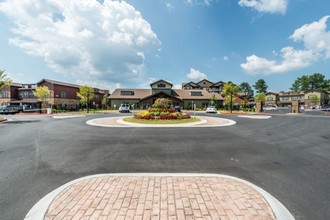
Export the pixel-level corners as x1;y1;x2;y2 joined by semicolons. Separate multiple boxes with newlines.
86;115;236;128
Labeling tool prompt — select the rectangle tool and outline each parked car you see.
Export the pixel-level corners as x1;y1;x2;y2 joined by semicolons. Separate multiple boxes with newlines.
206;106;217;113
119;104;130;113
0;106;22;115
263;105;278;111
322;105;330;111
174;106;181;112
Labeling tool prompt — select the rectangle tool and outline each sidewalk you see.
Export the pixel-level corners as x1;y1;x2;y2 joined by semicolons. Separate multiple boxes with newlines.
25;174;294;220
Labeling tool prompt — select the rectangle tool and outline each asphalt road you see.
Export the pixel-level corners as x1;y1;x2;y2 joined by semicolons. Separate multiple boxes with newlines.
0;111;330;220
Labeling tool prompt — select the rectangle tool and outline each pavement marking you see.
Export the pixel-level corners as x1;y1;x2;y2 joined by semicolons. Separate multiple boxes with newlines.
52;115;86;119
25;173;294;220
86;116;236;128
237;115;272;119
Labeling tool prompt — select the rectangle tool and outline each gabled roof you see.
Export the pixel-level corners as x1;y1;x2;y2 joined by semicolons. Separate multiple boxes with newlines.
150;79;173;87
197;79;214;86
173;89;224;100
266;92;278;95
212;81;224;87
109;89;151;99
182;81;199;87
140;91;182;102
108;88;224;100
37;79;80;88
10;82;22;87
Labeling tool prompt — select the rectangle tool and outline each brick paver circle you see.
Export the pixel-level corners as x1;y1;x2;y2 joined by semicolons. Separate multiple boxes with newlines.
44;176;275;219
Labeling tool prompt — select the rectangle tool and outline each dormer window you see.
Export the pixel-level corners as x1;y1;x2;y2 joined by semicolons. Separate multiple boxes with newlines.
121;91;134;96
191;91;202;96
157;83;166;88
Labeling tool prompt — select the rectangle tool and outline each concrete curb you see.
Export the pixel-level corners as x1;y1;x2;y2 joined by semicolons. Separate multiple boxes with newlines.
86;116;236;128
237;115;272;119
52;115;86;119
25;173;294;220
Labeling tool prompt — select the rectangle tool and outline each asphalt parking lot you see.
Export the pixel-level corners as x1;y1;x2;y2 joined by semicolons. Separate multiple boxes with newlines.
0;111;330;219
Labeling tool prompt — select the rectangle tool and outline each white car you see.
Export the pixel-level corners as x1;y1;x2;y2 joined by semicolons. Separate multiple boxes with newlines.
263;105;278;111
206;106;217;113
119;104;130;113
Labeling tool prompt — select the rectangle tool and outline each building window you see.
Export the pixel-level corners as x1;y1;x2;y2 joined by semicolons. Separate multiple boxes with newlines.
282;97;289;100
292;96;299;100
267;97;273;101
191;92;202;96
95;95;99;100
1;91;9;98
121;91;134;96
60;92;66;98
157;83;166;88
19;91;35;98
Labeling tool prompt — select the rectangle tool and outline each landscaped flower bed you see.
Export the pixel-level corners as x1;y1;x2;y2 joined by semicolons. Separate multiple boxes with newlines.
134;108;190;120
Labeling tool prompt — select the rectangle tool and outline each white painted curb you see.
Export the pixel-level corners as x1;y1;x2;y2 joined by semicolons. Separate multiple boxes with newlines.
53;115;86;119
86;116;236;128
237;115;272;119
25;173;294;220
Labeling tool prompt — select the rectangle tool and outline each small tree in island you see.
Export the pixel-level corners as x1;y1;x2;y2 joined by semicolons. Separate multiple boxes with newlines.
77;85;94;113
152;98;172;109
34;86;50;113
135;98;190;120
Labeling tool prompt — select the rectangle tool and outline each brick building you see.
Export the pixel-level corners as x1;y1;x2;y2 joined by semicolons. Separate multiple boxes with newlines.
0;79;109;112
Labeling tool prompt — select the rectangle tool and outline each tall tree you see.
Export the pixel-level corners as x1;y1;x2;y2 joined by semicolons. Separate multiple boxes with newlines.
239;82;254;111
77;85;94;113
290;75;309;91
239;82;254;98
253;79;268;94
34;86;51;111
222;82;240;113
309;73;327;91
0;70;12;91
290;73;329;91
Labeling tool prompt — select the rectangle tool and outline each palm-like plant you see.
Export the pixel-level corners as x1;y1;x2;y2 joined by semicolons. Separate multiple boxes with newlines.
222;82;240;113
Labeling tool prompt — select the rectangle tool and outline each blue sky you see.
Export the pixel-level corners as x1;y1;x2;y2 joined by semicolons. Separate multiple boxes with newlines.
0;0;329;92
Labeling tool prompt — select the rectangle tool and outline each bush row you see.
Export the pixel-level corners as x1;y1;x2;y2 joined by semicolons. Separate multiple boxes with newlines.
134;109;190;120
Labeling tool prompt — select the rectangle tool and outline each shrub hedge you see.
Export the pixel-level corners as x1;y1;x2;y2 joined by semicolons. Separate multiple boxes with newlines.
134;109;190;120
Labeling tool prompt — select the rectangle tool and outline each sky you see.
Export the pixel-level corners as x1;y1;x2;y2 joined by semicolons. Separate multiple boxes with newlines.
0;0;329;92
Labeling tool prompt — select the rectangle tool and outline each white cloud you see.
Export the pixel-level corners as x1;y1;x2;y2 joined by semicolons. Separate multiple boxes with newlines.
0;0;161;86
223;56;229;61
241;16;330;75
75;79;121;93
173;83;182;89
165;2;174;12
185;0;215;6
187;68;208;81
290;15;330;58
238;0;288;14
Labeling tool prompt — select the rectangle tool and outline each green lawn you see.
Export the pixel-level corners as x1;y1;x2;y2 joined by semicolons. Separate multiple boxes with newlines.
123;117;201;124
